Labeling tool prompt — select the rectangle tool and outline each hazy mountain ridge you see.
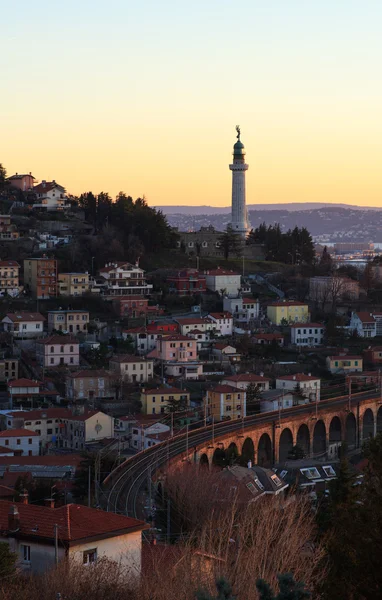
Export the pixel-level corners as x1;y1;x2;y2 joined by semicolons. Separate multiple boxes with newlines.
161;205;382;242
154;202;380;215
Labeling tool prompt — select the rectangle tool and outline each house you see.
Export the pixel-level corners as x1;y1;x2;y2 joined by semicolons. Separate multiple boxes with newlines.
309;275;360;303
326;355;363;374
187;329;210;350
116;415;171;449
109;354;154;383
47;309;89;334
7;172;35;191
221;373;271;391
96;262;153;296
175;317;213;335
208;312;233;336
112;296;162;318
204;268;241;296
206;384;246;421
223;296;260;323
363;346;382;365
212;343;241;362
58;409;114;450
0;429;39;456
23;257;58;298
35;335;80;367
252;333;284;346
0;499;148;574
2;312;45;339
8;379;59;409
148;335;202;380
0;216;19;242
290;323;325;346
122;327;159;355
58;272;91;296
66;370;115;402
140;387;190;415
275;374;321;401
0;358;19;382
260;390;297;412
167;269;207;296
275;461;340;491
214;466;288;502
267;300;310;325
4;407;73;449
0;260;20;296
349;312;377;338
32;180;68;210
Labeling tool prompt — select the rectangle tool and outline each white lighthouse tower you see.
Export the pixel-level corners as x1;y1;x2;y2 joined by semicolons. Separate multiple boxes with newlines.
229;125;250;237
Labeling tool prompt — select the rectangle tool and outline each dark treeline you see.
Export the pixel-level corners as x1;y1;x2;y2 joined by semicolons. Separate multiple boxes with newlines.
247;223;315;264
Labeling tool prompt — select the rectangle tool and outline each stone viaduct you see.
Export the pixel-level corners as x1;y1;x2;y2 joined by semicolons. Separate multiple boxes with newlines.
177;395;382;469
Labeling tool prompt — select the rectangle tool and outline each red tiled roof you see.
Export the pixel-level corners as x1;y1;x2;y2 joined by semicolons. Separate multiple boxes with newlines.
253;333;283;340
122;327;147;334
0;445;14;454
141;387;188;396
209;312;233;319
354;312;376;324
0;429;38;438
242;298;257;304
0;485;14;497
37;335;78;345
0;455;81;468
223;374;271;383
269;300;306;307
8;407;72;420
110;354;150;363
33;181;64;193
0;261;20;268
1;472;31;488
69;369;111;379
0;500;147;543
277;374;320;382
328;355;363;361
4;312;45;323
209;385;240;394
8;379;42;388
158;335;193;342
214;343;235;350
175;318;207;325
290;323;324;328
204;269;239;276
99;262;134;273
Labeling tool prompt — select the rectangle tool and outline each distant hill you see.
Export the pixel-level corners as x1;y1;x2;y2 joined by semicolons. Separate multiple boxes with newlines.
154;202;380;216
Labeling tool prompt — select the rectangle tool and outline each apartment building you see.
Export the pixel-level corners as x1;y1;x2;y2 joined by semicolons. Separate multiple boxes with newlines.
7;172;35;191
0;429;39;456
66;370;114;401
223;296;260;324
207;384;246;421
2;312;45;339
47;310;89;334
290;323;325;346
8;379;59;409
0;216;19;241
149;335;202;380
0;261;20;296
140;386;190;415
222;373;271;391
204;268;241;296
109;354;154;383
0;358;19;382
275;374;321;401
97;262;153;296
267;300;310;325
35;335;80;367
167;269;207;296
326;355;363;374
208;312;234;336
32;180;68;210
122;327;159;355
58;272;91;296
349;312;377;338
4;407;70;449
175;317;212;335
23;257;57;298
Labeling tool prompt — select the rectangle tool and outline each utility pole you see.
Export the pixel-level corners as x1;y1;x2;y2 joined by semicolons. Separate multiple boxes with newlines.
348;377;352;412
54;524;59;566
88;465;91;508
170;412;174;437
166;499;171;545
185;424;189;459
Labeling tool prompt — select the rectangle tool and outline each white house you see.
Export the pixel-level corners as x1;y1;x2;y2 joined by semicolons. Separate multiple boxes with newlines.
174;317;213;335
208;312;233;336
275;374;321;401
5;408;74;450
35;335;80;367
0;429;39;455
122;327;158;355
109;354;154;383
97;261;153;296
349;312;377;338
212;343;241;362
2;312;45;339
204;268;241;296
116;415;171;450
222;373;271;391
32;180;68;211
0;500;148;575
290;323;325;346
260;390;296;413
223;296;259;323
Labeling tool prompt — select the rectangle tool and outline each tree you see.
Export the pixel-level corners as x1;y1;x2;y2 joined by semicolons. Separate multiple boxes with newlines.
319;246;332;274
288;444;305;460
246;383;262;414
165;394;188;414
218;227;242;260
196;577;235;600
0;163;7;189
0;541;17;580
256;573;311;600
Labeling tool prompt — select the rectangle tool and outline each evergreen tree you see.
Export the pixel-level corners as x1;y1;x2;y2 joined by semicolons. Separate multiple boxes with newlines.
0;163;7;188
319;245;332;273
246;382;262;414
256;573;310;599
196;577;235;600
218;227;242;260
0;542;17;580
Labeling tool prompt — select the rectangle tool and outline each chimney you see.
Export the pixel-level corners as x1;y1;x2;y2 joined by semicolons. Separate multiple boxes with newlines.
20;490;29;505
260;372;264;377
8;505;20;531
44;498;55;508
293;375;296;381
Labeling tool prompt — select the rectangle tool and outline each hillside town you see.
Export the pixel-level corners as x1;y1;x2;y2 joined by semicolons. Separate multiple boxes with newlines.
1;158;382;597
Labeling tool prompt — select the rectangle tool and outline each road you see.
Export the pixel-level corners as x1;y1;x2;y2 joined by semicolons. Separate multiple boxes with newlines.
103;388;379;519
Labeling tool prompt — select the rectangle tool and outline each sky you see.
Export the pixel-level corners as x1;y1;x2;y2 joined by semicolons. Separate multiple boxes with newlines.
1;1;382;207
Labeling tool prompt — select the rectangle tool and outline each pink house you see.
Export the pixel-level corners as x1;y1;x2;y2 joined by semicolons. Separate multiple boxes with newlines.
35;335;79;367
7;173;35;191
148;335;202;380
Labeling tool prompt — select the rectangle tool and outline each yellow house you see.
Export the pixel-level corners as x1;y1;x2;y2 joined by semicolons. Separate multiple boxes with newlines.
267;300;310;325
206;384;246;422
58;272;91;296
140;386;190;415
326;355;363;374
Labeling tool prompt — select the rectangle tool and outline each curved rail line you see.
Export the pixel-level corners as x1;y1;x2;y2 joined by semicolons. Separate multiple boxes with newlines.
104;388;380;518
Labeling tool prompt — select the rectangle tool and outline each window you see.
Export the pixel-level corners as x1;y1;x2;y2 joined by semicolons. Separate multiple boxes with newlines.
16;439;20;445
70;346;74;352
246;482;257;495
270;474;283;487
47;429;53;435
4;440;9;446
60;346;64;352
334;361;338;367
21;545;31;563
35;429;41;435
226;405;232;411
50;346;54;353
36;324;40;329
355;361;358;366
28;438;32;444
83;549;97;565
300;467;320;479
254;477;264;490
22;324;27;330
47;420;52;424
50;358;54;364
323;465;336;478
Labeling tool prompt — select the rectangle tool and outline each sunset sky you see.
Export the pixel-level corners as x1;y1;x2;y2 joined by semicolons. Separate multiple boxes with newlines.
2;1;382;207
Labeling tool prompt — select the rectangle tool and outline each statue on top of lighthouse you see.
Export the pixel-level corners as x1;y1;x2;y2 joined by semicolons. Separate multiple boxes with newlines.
229;126;250;238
